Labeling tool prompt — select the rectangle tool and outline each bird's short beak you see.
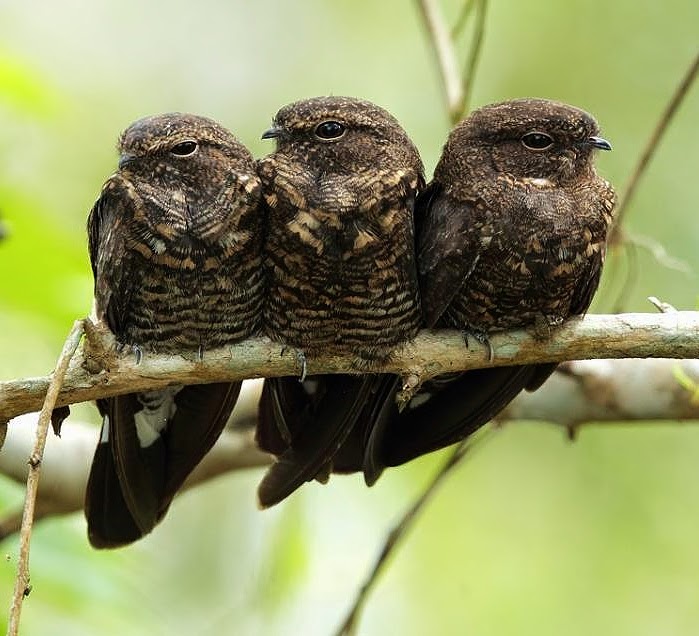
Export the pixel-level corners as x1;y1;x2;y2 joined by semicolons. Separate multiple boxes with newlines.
587;136;612;151
118;153;136;169
261;126;283;140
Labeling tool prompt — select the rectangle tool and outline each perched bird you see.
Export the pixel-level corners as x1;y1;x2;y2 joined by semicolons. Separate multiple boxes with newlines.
85;113;263;547
256;96;423;506
378;98;615;466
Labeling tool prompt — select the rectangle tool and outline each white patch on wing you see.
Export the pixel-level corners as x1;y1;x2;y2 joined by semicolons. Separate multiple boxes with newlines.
100;415;110;443
134;386;183;448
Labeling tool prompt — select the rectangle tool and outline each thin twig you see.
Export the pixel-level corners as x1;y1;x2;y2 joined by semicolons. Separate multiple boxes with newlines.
416;0;465;122
460;0;488;118
611;232;639;313
647;296;677;314
627;231;692;274
7;320;84;636
450;0;475;38
612;49;699;235
334;431;492;636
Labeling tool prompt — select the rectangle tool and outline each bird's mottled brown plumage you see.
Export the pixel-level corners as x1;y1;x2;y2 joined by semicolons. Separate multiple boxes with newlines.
379;98;616;466
256;96;424;506
85;113;263;547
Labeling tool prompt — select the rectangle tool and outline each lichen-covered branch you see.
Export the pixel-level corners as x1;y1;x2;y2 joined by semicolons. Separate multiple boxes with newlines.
1;312;698;424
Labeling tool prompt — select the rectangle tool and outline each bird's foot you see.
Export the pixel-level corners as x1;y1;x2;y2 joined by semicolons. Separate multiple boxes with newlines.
462;329;494;363
396;372;422;410
531;314;564;340
296;350;308;382
116;342;144;365
278;346;308;381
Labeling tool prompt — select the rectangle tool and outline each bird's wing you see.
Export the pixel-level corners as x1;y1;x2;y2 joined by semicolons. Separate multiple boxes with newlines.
86;179;136;337
378;365;540;467
416;183;483;327
256;374;385;508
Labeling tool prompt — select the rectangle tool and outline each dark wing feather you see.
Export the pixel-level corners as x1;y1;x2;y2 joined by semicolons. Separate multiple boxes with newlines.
87;179;136;337
327;374;402;484
358;374;402;485
375;186;543;466
570;250;604;317
416;184;482;327
256;377;312;456
379;365;538;467
256;375;382;508
159;382;241;511
84;400;144;549
85;182;151;547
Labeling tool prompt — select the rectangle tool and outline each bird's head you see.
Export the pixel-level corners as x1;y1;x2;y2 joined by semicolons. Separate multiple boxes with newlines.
117;113;254;191
438;98;611;187
260;96;423;177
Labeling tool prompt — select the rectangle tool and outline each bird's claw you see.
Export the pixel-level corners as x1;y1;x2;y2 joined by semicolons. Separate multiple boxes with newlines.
531;314;563;340
296;350;307;382
462;330;494;363
116;342;143;365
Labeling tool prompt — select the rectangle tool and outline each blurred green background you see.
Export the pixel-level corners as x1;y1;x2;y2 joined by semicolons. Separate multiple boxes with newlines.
1;1;698;634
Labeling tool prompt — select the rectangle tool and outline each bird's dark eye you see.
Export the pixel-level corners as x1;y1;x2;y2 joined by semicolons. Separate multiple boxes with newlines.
521;132;554;150
170;140;198;157
314;121;346;140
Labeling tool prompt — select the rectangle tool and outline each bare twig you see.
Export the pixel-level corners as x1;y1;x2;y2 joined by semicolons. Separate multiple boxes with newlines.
417;0;487;123
648;296;677;313
610;231;692;313
626;232;692;274
450;0;475;38
461;0;487;116
2;313;699;424
335;431;491;635
416;0;465;122
610;235;639;313
612;49;699;236
7;319;84;636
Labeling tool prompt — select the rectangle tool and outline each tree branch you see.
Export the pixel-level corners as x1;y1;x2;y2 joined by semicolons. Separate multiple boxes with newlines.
1;313;698;424
2;356;699;539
